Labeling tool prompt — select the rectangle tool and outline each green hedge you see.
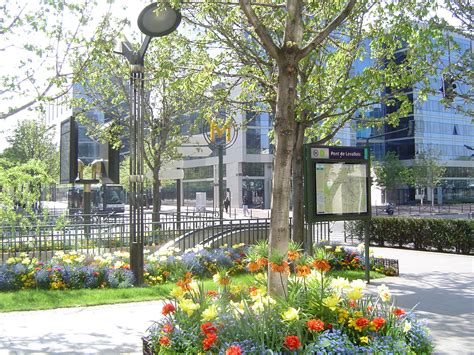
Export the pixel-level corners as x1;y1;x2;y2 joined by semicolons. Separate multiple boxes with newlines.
345;217;473;254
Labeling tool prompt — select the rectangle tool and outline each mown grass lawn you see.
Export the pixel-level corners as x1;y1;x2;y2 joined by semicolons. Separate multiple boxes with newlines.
0;270;384;312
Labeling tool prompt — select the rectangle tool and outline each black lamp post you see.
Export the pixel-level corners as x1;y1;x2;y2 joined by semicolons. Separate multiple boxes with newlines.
203;120;238;222
116;3;181;286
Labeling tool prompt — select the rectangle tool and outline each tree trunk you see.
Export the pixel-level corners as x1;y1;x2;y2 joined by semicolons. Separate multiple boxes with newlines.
292;120;305;249
268;59;298;298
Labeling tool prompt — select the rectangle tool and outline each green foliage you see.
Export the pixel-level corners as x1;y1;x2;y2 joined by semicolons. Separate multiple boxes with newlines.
346;217;473;254
373;152;407;202
1;119;59;179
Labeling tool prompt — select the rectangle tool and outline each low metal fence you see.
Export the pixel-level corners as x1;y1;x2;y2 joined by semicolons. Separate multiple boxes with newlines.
1;212;331;262
373;203;473;217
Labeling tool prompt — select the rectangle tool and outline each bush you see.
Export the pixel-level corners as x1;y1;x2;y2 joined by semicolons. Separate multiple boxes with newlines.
346;217;473;254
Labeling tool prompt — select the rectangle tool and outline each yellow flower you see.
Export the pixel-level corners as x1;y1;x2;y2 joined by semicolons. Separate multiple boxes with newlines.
346;289;363;300
377;284;391;302
170;287;185;299
323;294;341;311
201;304;218;321
403;321;412;333
338;309;349;324
335;246;343;253
360;336;369;344
281;307;299;322
179;298;200;316
6;257;16;265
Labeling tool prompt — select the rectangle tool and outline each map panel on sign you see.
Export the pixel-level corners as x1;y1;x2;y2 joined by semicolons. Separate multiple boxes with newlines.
315;162;367;215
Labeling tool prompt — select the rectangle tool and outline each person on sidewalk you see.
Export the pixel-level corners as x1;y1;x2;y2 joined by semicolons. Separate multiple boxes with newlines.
224;196;230;214
242;195;249;216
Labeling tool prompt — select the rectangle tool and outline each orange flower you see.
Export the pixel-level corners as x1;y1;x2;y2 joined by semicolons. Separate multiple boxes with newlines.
284;335;301;350
372;317;386;331
355;317;370;328
257;257;268;267
349;299;357;308
202;332;217;350
176;273;193;291
219;277;230;285
287;250;300;261
249;286;259;296
295;264;311;277
313;259;331;272
162;323;173;333
393;308;406;318
206;290;218;297
307;319;325;332
159;336;170;346
225;345;242;355
247;261;260;272
367;306;373;312
271;261;289;273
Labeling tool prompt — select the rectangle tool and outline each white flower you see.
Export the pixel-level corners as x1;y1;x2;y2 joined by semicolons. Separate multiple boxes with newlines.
331;277;350;290
350;279;367;292
377;284;391;302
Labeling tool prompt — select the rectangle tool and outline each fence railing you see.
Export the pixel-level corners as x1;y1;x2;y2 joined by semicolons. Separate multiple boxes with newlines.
0;212;331;262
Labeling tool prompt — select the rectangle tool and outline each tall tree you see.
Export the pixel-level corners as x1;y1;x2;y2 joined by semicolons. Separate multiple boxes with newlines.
181;0;442;296
403;148;446;206
373;152;406;203
1;119;59;178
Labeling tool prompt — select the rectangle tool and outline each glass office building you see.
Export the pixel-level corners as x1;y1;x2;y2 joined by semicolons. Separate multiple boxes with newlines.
356;34;473;204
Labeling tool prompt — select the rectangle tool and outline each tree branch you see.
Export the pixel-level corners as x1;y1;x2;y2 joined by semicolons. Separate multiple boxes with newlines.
297;0;356;61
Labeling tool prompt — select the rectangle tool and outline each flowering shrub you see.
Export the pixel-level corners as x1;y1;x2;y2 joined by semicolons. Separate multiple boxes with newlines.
145;246;433;354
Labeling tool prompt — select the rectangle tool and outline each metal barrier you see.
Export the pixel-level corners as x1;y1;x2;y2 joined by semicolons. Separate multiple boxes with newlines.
1;212;331;262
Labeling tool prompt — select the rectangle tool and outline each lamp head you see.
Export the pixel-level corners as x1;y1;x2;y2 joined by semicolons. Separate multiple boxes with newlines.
137;3;181;38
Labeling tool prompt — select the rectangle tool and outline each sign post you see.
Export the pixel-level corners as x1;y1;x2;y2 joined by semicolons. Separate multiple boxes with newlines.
304;144;372;282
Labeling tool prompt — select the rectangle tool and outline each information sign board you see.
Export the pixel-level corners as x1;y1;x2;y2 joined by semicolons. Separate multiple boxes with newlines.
304;145;371;222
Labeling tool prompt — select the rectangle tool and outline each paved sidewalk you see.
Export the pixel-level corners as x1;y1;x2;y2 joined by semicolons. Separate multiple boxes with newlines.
368;248;474;355
0;248;472;354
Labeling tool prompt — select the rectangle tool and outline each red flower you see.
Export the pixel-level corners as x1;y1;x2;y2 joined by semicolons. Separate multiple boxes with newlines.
200;322;217;335
372;317;386;331
225;345;242;355
355;317;370;328
393;308;406;317
349;299;357;308
202;332;217;350
326;323;333;329
284;335;301;350
161;303;176;316
159;336;170;346
162;323;173;333
307;319;325;332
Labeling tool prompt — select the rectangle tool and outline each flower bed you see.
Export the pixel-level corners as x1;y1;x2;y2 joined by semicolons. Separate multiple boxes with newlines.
144;247;432;354
0;243;392;291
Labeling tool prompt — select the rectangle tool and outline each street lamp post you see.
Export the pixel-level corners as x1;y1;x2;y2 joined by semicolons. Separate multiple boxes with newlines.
116;3;181;286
